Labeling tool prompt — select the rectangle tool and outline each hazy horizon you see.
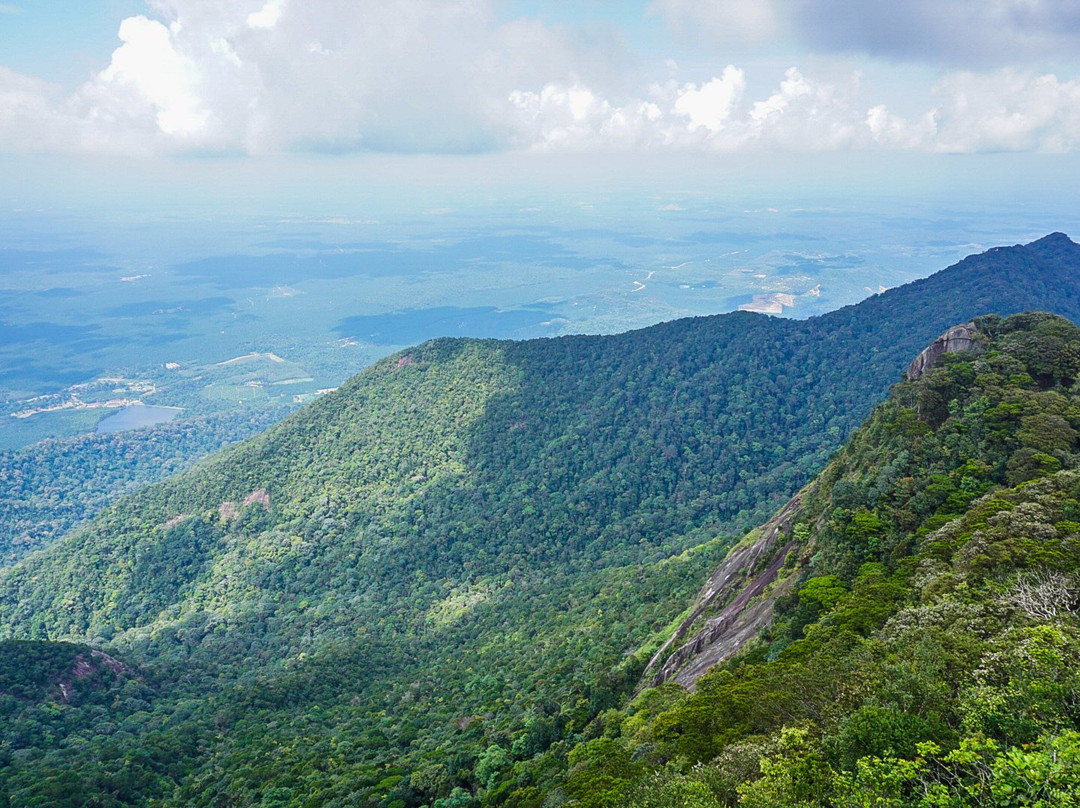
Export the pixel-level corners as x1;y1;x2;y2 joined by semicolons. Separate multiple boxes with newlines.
2;2;1079;447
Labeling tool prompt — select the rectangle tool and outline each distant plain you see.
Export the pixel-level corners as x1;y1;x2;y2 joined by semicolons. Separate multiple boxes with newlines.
0;183;1072;449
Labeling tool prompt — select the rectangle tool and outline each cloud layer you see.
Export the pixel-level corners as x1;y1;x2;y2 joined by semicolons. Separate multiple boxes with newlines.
652;0;1080;66
792;0;1080;67
1;0;1079;156
509;68;1080;154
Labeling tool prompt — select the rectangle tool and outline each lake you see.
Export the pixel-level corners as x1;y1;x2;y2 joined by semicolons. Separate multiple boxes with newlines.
96;404;183;434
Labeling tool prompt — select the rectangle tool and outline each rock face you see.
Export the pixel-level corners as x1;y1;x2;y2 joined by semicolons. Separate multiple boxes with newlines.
906;322;984;381
642;494;804;689
644;323;989;690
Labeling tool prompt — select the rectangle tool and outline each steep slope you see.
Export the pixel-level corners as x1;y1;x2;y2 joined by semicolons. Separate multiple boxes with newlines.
642;319;993;689
0;237;1079;806
522;311;1080;807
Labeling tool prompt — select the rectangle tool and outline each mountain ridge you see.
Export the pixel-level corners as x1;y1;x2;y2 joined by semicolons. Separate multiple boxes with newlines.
644;315;1000;690
2;235;1080;805
546;309;1080;806
4;233;1080;569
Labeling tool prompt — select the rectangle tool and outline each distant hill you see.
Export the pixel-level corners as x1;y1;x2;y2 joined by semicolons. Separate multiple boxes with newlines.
0;407;286;567
0;235;1079;805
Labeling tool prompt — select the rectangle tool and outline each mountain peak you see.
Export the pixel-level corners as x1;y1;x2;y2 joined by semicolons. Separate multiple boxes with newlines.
1024;231;1078;261
1028;231;1074;247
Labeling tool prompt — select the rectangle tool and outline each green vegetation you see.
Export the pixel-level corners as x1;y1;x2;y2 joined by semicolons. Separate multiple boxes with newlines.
6;233;1080;566
508;312;1080;806
0;407;288;566
0;310;1077;805
0;337;740;806
0;234;1080;805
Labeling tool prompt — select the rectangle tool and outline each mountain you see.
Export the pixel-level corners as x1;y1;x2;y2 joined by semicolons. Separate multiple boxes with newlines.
0;408;285;567
536;310;1080;807
3;233;1080;570
0;236;1079;806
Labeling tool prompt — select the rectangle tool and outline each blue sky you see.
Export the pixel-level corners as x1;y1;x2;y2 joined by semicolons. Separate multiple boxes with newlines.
1;1;1079;214
0;2;145;85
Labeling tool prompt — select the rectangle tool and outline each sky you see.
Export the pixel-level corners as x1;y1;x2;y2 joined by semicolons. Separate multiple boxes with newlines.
1;1;1079;164
0;0;1077;244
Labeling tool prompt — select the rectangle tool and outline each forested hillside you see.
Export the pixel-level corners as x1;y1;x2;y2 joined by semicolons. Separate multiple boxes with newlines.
0;408;286;566
4;233;1080;567
0;236;1079;806
518;312;1080;806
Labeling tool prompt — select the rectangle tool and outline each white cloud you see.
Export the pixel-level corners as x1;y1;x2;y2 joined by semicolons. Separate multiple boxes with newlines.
510;84;674;150
865;104;936;149
673;67;745;133
510;66;869;152
1;1;1080;156
928;70;1080;152
749;67;811;122
99;15;210;136
507;65;1080;154
0;0;613;154
247;0;285;30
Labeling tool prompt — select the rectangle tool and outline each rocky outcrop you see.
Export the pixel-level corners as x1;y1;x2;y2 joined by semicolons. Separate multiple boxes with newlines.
642;323;991;690
642;494;804;689
59;649;128;702
906;322;984;381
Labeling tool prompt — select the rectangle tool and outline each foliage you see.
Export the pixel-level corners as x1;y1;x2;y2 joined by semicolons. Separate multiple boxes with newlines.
505;311;1080;806
2;235;1080;804
9;234;1080;569
0;407;286;566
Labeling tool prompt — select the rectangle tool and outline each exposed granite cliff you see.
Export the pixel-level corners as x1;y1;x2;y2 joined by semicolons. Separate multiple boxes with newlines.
646;320;991;690
905;322;984;381
642;494;805;689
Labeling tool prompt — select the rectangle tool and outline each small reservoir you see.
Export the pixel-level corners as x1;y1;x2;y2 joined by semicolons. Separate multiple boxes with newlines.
96;404;183;434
